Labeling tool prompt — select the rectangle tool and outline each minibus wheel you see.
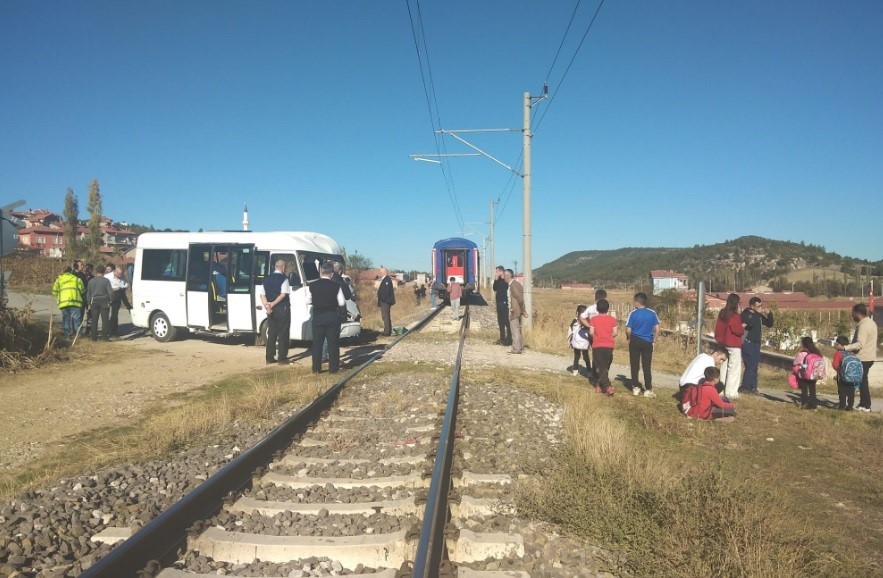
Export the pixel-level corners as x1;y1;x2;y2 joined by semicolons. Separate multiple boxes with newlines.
151;312;177;342
256;319;269;346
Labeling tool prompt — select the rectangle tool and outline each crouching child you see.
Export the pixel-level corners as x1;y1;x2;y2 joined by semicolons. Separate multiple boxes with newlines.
681;367;736;422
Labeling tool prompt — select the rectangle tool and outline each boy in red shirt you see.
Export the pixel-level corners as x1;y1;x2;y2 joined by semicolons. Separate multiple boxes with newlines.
683;367;736;422
588;298;618;395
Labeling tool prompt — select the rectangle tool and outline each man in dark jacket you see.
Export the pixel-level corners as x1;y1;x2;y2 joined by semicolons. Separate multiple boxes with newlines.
739;297;773;395
492;265;511;346
377;267;396;336
85;271;114;342
260;260;291;364
309;262;346;373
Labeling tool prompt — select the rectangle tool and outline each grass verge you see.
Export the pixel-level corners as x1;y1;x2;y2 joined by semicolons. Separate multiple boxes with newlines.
469;366;883;576
0;367;328;501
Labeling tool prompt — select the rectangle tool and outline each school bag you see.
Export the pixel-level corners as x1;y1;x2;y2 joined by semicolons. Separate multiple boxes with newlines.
840;352;863;385
681;383;700;415
568;322;590;349
799;352;827;381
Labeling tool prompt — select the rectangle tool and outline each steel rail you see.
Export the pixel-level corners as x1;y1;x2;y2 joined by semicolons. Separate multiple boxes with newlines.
411;304;470;577
80;305;444;578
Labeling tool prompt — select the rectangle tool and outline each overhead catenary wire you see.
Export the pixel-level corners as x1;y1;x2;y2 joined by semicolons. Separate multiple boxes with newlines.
532;0;606;135
494;0;604;226
405;0;465;232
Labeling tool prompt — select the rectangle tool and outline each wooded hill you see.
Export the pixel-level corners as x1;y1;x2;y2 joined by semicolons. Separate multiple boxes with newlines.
535;236;882;296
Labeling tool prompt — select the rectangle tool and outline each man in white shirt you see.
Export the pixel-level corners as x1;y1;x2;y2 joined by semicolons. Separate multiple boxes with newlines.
680;344;729;389
106;266;131;336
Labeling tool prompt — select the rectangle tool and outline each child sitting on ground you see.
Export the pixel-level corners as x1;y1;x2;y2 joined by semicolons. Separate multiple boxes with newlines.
569;305;591;376
681;367;736;422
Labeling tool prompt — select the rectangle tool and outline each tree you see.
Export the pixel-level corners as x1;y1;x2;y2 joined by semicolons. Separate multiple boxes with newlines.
63;187;81;259
343;249;373;280
86;179;103;262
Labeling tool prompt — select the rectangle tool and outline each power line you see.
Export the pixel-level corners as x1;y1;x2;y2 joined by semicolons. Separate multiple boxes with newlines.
533;0;606;135
543;0;583;84
405;0;465;231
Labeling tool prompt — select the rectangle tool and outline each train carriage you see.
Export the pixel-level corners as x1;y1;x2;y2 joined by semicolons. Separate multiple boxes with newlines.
432;237;479;302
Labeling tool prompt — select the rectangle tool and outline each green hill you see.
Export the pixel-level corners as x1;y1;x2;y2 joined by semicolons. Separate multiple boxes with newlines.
535;236;880;296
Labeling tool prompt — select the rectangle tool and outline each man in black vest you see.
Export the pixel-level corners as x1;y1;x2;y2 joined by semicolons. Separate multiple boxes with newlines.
492;265;512;346
377;267;396;336
308;261;346;373
261;259;291;364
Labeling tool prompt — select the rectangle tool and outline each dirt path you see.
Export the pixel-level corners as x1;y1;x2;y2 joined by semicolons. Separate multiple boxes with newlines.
0;334;274;470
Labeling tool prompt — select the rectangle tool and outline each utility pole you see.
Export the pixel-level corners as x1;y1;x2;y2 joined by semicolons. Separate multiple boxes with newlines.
522;88;547;328
489;200;496;286
408;87;545;327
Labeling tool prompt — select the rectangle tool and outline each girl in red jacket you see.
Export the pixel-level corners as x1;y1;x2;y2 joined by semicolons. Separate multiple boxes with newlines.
714;293;746;400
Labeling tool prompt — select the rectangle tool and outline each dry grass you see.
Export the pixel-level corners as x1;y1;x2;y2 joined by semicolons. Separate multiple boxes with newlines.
471;366;883;576
354;280;428;333
3;252;66;294
0;304;68;370
0;367;327;501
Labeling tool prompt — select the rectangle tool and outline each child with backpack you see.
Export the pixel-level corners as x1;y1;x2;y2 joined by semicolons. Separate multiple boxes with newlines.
569;305;591;376
792;336;826;410
833;335;863;411
681;367;736;421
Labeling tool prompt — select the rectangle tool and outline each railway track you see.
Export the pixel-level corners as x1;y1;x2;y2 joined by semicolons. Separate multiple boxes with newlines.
79;304;536;577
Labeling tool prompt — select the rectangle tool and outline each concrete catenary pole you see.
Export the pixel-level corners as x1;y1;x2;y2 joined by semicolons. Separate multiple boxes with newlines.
522;92;533;328
489;200;496;289
696;281;706;357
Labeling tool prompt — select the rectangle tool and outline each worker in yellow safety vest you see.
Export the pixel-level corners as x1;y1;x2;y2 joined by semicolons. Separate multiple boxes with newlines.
52;265;85;339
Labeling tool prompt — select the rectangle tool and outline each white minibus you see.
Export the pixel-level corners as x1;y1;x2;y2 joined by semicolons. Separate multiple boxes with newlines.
131;231;361;343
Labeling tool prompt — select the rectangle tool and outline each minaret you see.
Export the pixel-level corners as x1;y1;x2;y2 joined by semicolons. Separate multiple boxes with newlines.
242;203;249;231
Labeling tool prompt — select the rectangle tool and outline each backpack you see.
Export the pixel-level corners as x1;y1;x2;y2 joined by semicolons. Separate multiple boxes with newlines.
799;352;827;381
840;353;863;384
681;384;700;415
568;321;590;349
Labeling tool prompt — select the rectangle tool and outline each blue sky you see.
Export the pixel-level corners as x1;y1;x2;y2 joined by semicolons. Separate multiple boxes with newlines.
2;1;881;272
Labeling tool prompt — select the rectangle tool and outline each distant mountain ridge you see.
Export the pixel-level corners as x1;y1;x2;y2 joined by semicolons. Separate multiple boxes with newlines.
535;236;881;289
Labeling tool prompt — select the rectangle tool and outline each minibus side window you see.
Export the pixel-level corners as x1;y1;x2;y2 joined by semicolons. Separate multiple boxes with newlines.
254;252;269;285
187;247;211;292
269;253;300;289
141;249;186;281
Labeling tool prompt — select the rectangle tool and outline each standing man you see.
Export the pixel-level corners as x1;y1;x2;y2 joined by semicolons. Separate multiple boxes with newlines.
835;303;878;412
739;297;773;395
85;268;114;342
377;267;396;336
493;266;512;346
308;262;346;374
107;266;132;337
505;269;527;354
260;259;291;364
625;292;660;397
447;277;462;320
52;266;85;339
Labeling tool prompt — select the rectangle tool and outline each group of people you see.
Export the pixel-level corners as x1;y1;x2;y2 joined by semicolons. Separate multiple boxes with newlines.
53;259;132;341
564;290;878;420
492;265;527;354
568;290;660;397
260;259;354;374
